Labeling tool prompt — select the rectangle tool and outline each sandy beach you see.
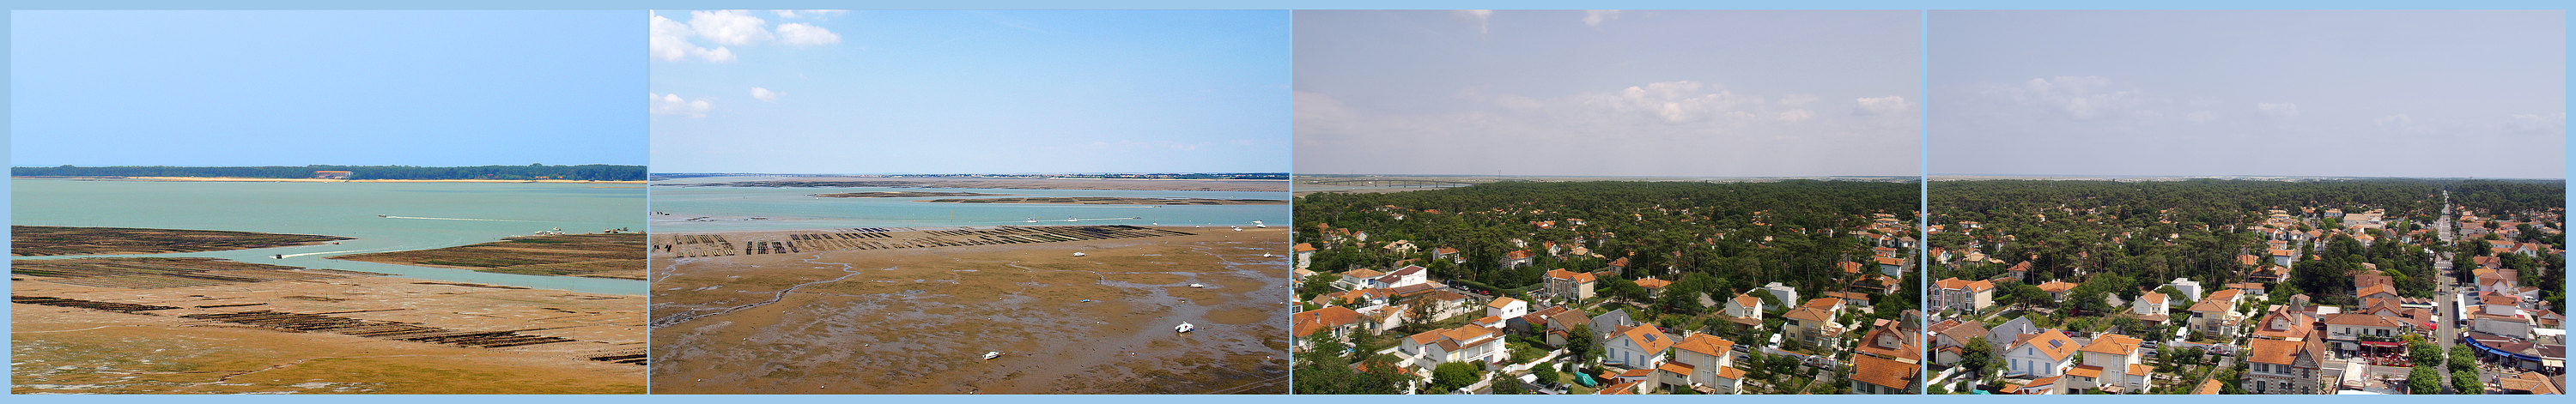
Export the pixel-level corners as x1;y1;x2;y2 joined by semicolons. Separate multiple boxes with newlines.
10;258;646;394
647;226;1289;394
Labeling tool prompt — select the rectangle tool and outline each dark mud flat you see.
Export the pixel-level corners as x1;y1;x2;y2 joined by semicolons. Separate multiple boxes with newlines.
10;226;352;256
812;191;1016;197
648;226;1291;395
330;233;646;280
920;197;1286;205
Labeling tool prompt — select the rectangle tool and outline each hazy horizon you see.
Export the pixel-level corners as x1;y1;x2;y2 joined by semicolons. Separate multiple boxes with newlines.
1930;10;2566;178
1295;10;1923;178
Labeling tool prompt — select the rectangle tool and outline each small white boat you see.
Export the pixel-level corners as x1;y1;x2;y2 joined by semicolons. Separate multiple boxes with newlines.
1175;323;1195;333
1252;220;1267;228
982;351;1004;360
1231;226;1242;232
1188;283;1206;288
1072;251;1086;256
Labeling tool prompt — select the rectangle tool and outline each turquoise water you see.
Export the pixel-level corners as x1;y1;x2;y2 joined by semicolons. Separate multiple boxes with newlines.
648;178;1290;232
10;178;645;294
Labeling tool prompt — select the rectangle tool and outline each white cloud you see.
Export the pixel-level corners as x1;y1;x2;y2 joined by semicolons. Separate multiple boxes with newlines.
651;93;714;118
750;87;781;103
774;9;848;20
690;10;775;46
1854;95;1910;116
1583;10;1621;27
650;14;734;62
2186;111;2217;123
2374;113;2411;126
1971;75;2143;120
1297;81;1919;177
1454;9;1493;34
1777;109;1815;122
776;23;841;45
2256;102;2300;118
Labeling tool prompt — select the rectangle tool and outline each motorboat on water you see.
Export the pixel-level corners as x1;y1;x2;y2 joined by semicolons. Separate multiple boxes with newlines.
1174;323;1195;333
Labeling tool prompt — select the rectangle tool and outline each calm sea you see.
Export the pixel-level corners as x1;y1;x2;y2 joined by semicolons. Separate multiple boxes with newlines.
648;178;1291;232
9;178;645;294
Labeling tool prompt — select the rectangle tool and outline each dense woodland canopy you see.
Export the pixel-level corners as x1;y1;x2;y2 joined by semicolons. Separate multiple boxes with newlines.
1297;180;1917;307
1929;178;2562;310
15;165;646;181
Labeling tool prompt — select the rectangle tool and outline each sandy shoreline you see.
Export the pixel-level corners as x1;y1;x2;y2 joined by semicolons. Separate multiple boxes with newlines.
17;176;645;184
11;258;646;394
648;226;1289;394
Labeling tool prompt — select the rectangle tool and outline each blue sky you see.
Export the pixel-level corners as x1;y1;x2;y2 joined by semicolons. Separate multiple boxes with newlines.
1294;10;1922;178
1931;10;2567;178
10;10;643;166
647;10;1291;174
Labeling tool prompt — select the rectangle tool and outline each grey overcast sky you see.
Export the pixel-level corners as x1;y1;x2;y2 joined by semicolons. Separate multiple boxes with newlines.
1930;10;2566;178
1294;10;1922;177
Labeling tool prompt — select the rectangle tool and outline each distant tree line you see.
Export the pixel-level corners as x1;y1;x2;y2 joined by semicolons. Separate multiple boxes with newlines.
15;164;646;181
1297;180;1918;312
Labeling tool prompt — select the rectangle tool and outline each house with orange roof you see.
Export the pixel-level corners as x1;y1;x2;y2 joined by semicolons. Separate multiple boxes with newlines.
2268;249;2297;267
1722;292;1764;324
2189;288;2244;340
1396;324;1504;370
2132;292;2169;317
1874;256;1907;276
1500;250;1536;269
1544;268;1597;302
1634;276;1673;298
2319;313;2414;352
1668;334;1740;394
1603;324;1674;370
2071;333;2149;393
1782;306;1844;347
1291;243;1316;270
1850;353;1920;395
2241;329;2327;395
2001;329;2078;378
2036;280;2078;303
1485;297;1526;321
1931;277;1995;313
1291;306;1361;351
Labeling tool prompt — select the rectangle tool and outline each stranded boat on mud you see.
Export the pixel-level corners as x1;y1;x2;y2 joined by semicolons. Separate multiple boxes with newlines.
1174;323;1194;333
982;351;1004;360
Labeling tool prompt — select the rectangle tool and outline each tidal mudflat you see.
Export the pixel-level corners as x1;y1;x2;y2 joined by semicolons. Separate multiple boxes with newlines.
647;226;1290;394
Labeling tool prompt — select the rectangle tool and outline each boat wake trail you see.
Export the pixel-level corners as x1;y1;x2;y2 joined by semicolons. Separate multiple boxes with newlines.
379;215;533;222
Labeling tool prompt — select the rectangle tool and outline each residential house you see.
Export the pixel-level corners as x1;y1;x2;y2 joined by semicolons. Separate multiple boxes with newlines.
1603;324;1674;370
1398;324;1504;370
1932;277;1996;313
2241;330;2328;395
2002;329;2078;378
1292;243;1316;270
1545;268;1599;302
2071;334;2150;393
1291;306;1361;351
